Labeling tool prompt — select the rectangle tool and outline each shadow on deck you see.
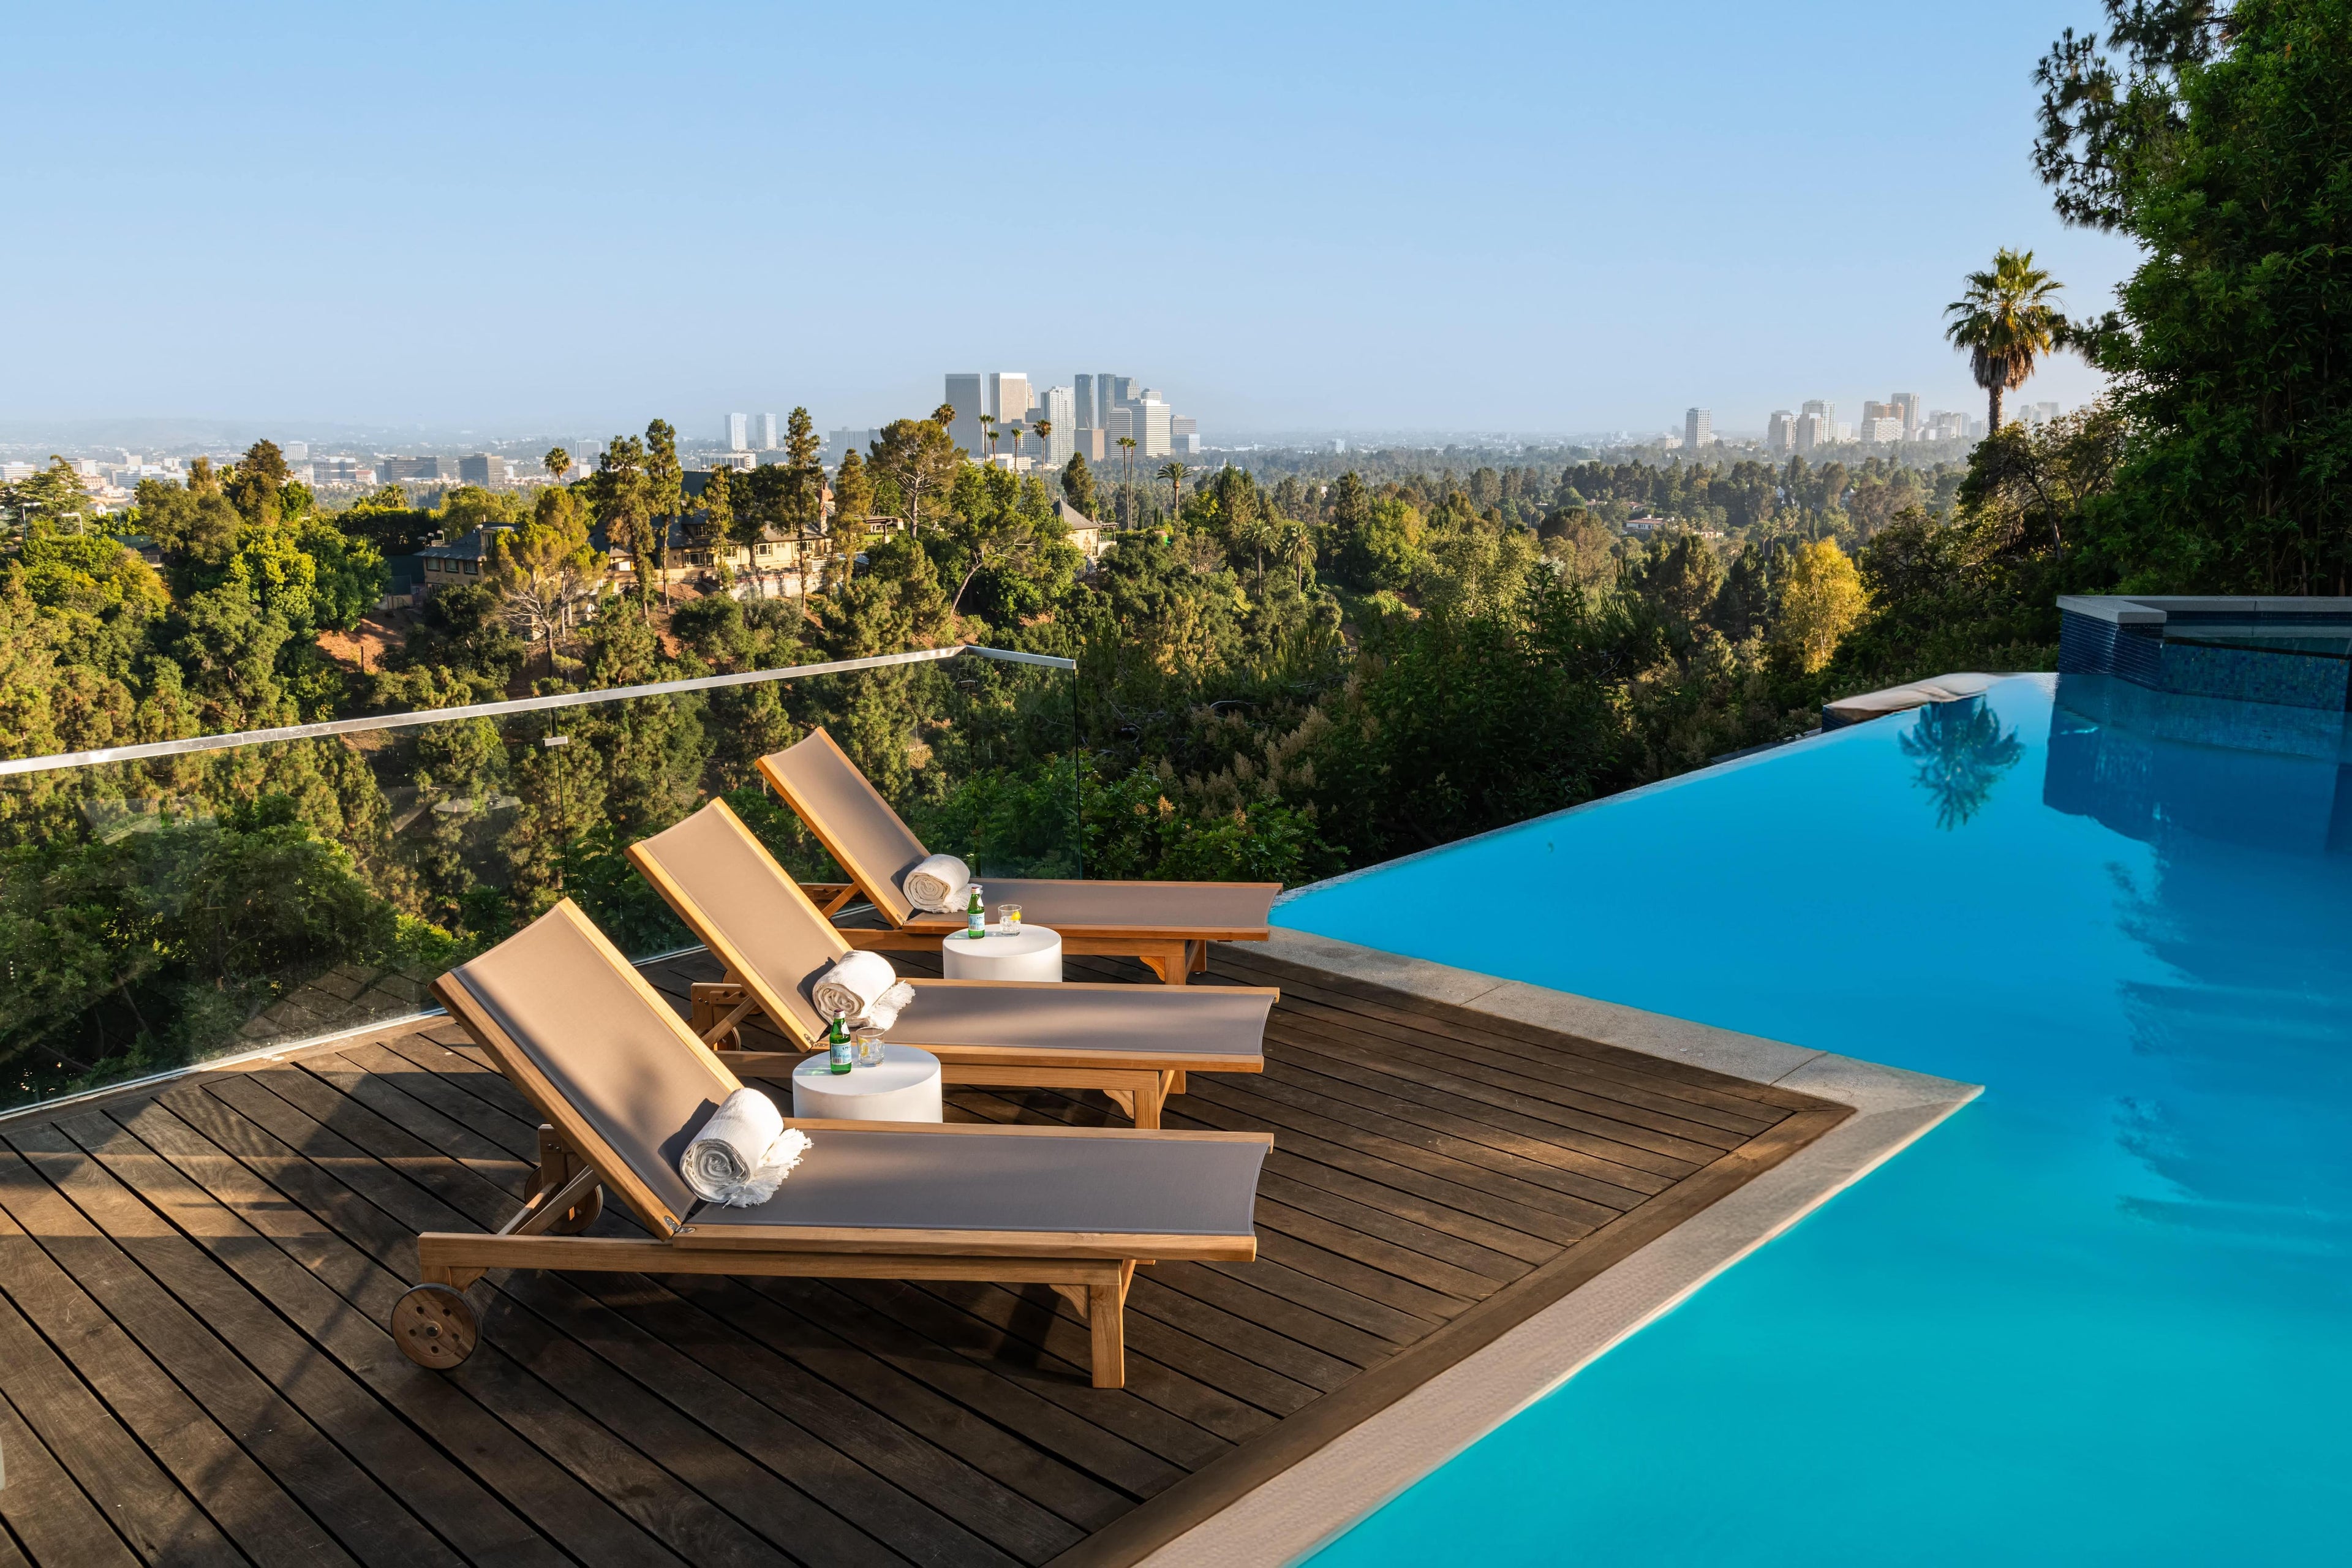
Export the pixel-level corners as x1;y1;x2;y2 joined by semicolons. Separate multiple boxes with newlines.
0;944;1843;1568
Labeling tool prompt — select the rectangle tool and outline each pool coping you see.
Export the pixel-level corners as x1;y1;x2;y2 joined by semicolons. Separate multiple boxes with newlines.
1121;927;1981;1568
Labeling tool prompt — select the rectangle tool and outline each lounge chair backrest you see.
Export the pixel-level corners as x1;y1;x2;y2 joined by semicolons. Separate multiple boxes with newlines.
435;900;739;1234
627;798;851;1042
756;728;925;925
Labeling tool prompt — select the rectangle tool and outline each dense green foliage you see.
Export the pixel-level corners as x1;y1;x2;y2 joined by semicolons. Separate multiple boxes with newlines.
2038;0;2352;591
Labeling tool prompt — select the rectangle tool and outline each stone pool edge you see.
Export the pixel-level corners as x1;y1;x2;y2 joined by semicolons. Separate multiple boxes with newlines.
1137;927;1982;1568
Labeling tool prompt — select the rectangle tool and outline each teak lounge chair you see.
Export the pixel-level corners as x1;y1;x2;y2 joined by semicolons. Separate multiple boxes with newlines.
756;727;1281;984
625;798;1275;1128
394;900;1270;1387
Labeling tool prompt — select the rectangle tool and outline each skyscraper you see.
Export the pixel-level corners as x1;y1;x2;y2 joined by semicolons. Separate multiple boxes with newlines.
1684;408;1711;452
723;412;748;451
944;372;985;456
1889;392;1918;436
1767;410;1795;454
1801;399;1834;437
1074;374;1096;431
1096;374;1120;426
1042;386;1076;464
988;372;1031;433
750;412;778;450
1134;398;1172;457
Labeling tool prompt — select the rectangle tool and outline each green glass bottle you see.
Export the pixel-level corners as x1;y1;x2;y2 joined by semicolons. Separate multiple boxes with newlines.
966;881;986;941
827;1011;853;1074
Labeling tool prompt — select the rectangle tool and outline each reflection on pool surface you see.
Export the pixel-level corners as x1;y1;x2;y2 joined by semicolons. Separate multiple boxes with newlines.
1278;674;2352;1566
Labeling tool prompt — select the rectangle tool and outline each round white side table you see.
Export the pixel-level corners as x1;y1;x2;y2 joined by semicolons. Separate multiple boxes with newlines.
790;1044;943;1121
940;922;1063;982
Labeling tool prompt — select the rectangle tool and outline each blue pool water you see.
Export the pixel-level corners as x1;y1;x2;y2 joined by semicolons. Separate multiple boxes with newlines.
1279;675;2352;1566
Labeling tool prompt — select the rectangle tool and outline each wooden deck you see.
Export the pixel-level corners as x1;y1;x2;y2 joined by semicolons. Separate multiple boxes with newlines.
0;944;1845;1568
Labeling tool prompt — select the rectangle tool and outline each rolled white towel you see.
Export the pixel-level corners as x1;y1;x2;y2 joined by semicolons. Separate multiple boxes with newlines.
810;951;916;1031
903;853;970;913
680;1087;812;1207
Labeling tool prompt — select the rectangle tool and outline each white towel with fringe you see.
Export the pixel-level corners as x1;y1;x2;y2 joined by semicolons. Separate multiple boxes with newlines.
810;950;917;1033
681;1087;811;1207
903;853;971;913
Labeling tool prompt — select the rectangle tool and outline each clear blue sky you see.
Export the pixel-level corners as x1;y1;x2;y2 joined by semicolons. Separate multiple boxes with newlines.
4;1;2136;442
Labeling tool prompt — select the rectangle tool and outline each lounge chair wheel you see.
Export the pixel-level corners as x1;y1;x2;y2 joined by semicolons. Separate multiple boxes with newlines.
391;1283;480;1369
548;1185;601;1234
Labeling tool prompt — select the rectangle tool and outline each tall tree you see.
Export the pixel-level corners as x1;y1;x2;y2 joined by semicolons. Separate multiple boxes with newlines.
869;415;959;536
826;448;874;597
588;435;654;609
1944;249;2070;435
644;418;682;601
1007;422;1025;469
782;407;824;535
1062;451;1097;519
2038;0;2352;592
489;483;605;674
1159;461;1188;518
1117;436;1137;526
543;446;571;484
979;413;998;464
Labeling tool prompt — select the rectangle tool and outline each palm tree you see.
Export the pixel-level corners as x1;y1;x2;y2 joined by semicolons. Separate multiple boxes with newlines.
1899;697;2026;830
1116;435;1137;526
1945;249;2069;435
1030;418;1051;475
978;413;997;464
1158;461;1188;519
1007;422;1024;469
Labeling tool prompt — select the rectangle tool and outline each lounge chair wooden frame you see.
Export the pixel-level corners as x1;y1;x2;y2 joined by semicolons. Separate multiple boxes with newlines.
405;902;1267;1388
755;728;1276;985
625;799;1272;1128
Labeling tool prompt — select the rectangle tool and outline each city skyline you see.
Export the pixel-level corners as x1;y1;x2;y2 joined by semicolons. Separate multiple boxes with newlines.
3;2;2127;436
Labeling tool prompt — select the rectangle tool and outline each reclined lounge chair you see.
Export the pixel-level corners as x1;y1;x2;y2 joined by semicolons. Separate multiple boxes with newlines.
757;727;1280;984
626;798;1275;1128
393;899;1270;1388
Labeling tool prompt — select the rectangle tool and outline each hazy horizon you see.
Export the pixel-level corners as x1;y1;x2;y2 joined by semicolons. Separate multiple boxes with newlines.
6;1;2131;440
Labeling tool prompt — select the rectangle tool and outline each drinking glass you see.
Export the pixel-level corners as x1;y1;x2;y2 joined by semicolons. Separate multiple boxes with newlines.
852;1023;888;1068
998;903;1022;933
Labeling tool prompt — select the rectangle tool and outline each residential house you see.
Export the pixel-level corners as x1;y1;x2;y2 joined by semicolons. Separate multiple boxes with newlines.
1059;500;1106;568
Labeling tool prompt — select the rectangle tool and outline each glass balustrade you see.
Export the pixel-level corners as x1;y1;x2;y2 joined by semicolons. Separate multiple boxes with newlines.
0;646;1078;1114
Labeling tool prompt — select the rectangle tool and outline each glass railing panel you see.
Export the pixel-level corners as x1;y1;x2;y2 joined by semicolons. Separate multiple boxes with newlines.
0;647;1076;1115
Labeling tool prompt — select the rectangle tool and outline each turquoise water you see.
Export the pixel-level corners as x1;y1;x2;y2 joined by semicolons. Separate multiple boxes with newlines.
1281;675;2352;1566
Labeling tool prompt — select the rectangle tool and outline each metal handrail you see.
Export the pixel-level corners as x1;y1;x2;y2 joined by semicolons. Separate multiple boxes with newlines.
0;643;1076;778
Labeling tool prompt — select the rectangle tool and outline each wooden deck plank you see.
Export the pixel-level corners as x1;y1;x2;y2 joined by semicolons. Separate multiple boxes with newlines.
0;1384;145;1568
205;1071;951;1568
0;940;1849;1568
104;1096;677;1568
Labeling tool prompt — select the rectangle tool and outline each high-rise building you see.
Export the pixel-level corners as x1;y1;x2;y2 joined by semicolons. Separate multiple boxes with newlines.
2026;399;2062;427
1074;374;1096;431
1801;399;1833;431
1105;375;1136;414
724;413;748;450
1041;386;1076;464
458;453;513;485
988;372;1031;429
282;441;309;462
1889;393;1918;435
1767;411;1795;454
944;372;986;456
824;429;881;462
1860;417;1904;444
1684;408;1712;452
1134;398;1172;458
1793;413;1826;454
380;456;448;481
750;413;778;450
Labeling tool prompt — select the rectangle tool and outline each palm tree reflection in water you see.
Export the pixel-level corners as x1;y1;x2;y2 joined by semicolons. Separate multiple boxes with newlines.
1900;696;2027;829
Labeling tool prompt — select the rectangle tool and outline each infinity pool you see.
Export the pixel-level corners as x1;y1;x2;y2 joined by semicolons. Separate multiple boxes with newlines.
1278;674;2352;1565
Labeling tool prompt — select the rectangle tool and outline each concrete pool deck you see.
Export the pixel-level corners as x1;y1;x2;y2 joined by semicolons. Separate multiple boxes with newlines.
1123;927;1980;1567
